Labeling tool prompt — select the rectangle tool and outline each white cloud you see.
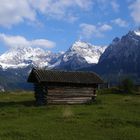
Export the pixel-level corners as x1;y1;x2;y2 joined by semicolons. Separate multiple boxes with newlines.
30;39;55;49
80;24;99;39
0;0;36;27
112;18;128;27
110;1;120;12
96;0;120;12
99;24;112;31
0;0;93;27
0;33;56;49
129;0;140;24
30;0;93;21
79;23;112;39
0;0;122;27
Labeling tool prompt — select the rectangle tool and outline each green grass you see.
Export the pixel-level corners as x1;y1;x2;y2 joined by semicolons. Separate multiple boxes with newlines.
0;90;139;140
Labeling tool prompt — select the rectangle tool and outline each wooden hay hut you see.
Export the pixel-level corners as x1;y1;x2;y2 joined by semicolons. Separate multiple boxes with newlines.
27;68;103;105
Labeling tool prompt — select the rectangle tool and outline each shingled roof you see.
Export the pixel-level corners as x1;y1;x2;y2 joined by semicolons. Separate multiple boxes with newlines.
27;68;103;84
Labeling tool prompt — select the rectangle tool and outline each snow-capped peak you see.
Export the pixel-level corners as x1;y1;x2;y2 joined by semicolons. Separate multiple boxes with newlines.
71;41;93;49
63;41;106;64
134;30;140;36
70;41;101;50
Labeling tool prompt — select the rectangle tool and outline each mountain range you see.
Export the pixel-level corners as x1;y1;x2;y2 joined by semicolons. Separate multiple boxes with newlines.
0;30;140;90
0;41;106;70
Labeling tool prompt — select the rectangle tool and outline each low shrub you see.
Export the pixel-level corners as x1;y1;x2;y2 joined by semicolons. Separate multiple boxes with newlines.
119;78;134;93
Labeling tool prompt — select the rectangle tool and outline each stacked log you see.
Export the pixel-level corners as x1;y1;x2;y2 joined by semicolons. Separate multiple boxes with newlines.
47;86;96;104
34;84;47;105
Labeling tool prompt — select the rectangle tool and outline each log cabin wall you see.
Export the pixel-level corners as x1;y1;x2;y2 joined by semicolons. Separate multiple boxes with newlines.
34;84;47;105
43;83;97;104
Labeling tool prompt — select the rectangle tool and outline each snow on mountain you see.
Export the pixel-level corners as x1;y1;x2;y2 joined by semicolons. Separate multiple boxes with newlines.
134;30;140;36
0;46;57;69
0;62;29;69
0;41;106;70
64;41;106;64
53;41;106;70
134;31;140;36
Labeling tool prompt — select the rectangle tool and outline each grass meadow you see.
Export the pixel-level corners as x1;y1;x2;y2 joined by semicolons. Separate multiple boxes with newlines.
0;90;139;140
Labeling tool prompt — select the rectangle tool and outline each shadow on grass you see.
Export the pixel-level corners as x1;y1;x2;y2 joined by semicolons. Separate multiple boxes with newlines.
0;100;36;107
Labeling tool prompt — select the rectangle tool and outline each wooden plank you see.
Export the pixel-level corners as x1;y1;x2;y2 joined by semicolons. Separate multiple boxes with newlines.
47;92;94;95
48;90;95;94
48;88;94;91
48;100;90;102
48;89;94;91
47;96;92;100
47;94;95;97
48;87;95;91
48;91;94;94
47;100;91;104
48;86;94;89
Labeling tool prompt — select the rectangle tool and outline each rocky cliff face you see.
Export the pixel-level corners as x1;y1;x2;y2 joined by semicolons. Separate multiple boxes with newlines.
98;30;140;75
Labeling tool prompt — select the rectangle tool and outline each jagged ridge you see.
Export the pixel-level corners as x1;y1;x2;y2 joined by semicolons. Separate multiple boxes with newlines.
0;41;106;70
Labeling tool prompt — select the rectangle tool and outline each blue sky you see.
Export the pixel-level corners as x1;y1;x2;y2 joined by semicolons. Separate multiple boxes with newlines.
0;0;139;54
